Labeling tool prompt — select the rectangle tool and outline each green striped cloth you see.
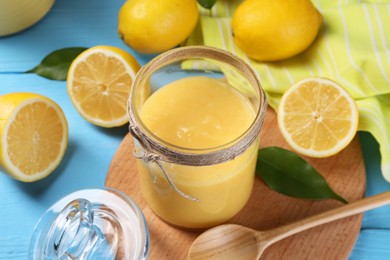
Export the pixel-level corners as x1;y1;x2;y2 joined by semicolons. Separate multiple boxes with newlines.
183;0;390;182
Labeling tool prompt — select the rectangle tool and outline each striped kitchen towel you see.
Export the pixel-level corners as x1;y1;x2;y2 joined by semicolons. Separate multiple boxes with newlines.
184;0;390;182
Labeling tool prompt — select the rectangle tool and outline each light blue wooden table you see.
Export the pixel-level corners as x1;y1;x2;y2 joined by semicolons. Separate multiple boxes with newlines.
0;0;389;259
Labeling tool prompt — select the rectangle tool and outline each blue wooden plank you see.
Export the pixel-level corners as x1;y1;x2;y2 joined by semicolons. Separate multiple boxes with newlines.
359;132;390;230
0;0;388;259
350;229;390;259
0;1;139;259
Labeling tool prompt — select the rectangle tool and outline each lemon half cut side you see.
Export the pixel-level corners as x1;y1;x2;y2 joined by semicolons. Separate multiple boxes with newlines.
67;46;141;127
277;77;359;158
0;93;68;182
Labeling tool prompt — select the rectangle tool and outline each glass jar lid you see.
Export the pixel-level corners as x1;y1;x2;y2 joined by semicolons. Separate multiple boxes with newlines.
29;187;149;260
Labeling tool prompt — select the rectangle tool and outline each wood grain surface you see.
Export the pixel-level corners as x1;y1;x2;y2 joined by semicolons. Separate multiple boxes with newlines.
105;107;366;260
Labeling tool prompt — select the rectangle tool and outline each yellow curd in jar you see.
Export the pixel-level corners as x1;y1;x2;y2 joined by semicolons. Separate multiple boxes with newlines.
137;76;258;228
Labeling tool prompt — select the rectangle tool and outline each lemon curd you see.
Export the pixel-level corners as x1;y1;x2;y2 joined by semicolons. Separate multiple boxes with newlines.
137;76;258;228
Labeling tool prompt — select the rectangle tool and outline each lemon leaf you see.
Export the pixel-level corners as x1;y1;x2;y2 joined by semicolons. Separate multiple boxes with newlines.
256;146;348;204
26;47;87;81
198;0;217;9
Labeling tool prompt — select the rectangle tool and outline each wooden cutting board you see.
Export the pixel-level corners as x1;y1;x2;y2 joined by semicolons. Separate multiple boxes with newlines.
105;107;366;260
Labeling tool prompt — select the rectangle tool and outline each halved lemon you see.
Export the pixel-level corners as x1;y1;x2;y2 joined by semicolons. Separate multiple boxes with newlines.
277;77;359;158
67;46;141;127
0;93;68;182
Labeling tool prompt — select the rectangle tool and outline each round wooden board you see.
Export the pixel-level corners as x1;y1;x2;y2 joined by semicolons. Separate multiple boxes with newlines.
105;107;366;260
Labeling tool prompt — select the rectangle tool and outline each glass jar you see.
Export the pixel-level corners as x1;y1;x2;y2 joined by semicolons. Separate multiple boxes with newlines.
128;46;267;229
0;0;54;36
29;188;149;260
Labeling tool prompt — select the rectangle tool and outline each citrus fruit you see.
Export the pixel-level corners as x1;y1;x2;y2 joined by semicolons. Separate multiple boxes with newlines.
0;93;68;182
118;0;199;54
277;77;359;158
67;46;140;127
232;0;322;61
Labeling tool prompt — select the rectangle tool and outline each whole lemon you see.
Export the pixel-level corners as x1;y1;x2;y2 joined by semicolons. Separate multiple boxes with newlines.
232;0;322;61
118;0;199;54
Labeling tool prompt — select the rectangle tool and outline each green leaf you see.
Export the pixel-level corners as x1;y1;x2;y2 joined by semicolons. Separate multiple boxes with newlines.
26;47;88;81
257;146;348;204
198;0;217;9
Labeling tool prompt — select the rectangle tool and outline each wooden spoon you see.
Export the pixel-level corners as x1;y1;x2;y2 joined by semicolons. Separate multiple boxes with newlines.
188;190;390;260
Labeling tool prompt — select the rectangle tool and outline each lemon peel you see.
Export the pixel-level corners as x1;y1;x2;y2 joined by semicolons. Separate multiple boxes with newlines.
232;0;322;61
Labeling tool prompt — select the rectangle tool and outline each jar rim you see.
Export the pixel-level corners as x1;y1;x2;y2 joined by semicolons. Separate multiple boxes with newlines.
128;46;267;166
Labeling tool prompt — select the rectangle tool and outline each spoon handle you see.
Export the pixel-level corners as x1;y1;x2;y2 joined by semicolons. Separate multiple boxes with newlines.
262;190;390;244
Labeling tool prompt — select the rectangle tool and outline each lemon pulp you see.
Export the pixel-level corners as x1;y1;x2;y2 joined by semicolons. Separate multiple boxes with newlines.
0;93;68;182
67;46;140;127
278;77;358;157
